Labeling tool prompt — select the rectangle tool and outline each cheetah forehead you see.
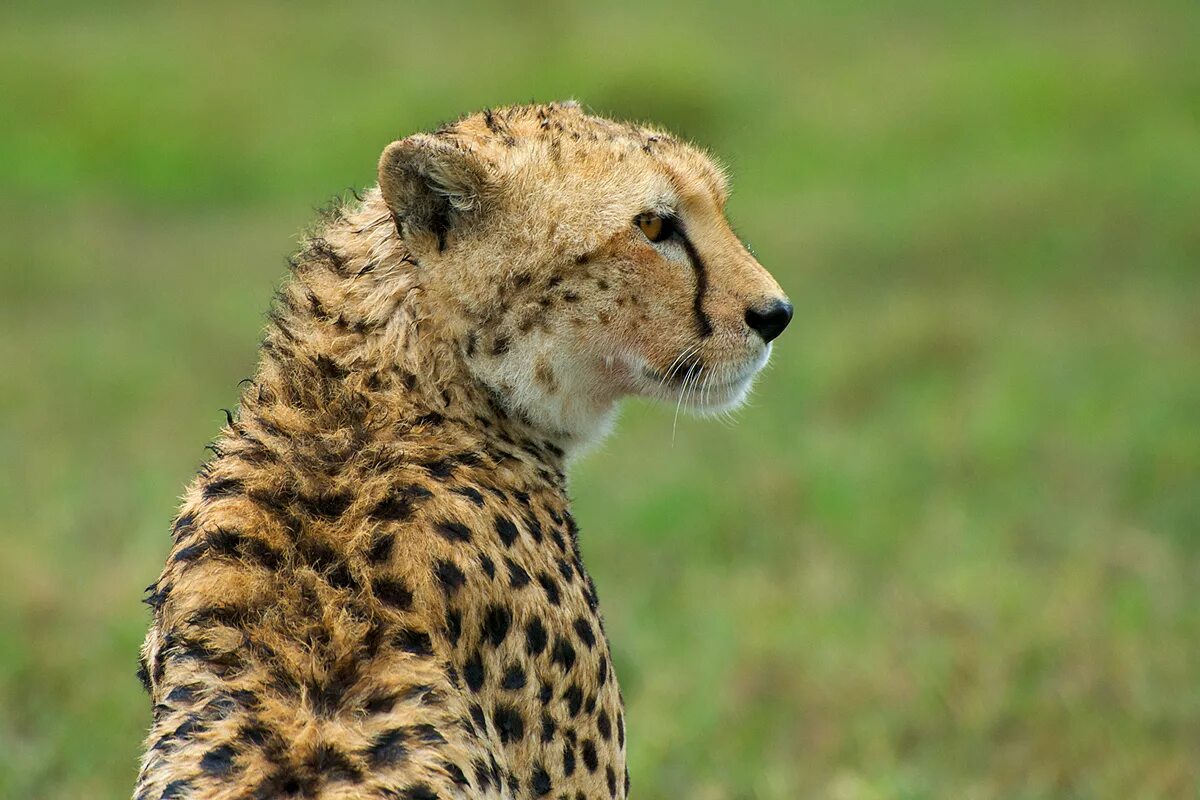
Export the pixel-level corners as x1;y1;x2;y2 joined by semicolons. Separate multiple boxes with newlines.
433;101;730;209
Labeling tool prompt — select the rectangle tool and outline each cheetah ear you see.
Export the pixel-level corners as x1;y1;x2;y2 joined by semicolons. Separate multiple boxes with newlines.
377;134;488;251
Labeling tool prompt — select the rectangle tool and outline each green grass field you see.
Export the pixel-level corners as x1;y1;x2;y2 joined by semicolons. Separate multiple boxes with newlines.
2;2;1198;797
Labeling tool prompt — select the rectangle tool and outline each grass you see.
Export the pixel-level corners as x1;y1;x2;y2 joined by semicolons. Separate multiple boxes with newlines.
1;1;1198;797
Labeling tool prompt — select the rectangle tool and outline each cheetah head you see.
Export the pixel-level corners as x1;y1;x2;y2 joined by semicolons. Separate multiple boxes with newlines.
378;102;790;450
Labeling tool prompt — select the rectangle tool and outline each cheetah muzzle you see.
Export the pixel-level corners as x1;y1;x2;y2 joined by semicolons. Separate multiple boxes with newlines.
135;101;790;800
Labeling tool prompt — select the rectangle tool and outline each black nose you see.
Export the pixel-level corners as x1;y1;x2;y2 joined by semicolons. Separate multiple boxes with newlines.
744;299;793;343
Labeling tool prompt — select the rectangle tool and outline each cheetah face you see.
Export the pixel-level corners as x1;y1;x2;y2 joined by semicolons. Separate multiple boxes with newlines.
378;104;790;444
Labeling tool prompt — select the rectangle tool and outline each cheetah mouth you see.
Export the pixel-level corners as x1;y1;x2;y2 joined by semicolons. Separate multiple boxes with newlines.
636;345;771;409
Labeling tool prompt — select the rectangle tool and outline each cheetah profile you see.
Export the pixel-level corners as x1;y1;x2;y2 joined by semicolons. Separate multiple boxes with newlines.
136;102;791;800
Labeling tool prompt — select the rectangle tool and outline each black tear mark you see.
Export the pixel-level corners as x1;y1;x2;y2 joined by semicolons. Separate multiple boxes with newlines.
675;224;714;339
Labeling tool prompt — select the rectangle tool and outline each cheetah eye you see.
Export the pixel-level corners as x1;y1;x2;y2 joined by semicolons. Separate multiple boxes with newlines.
635;212;676;244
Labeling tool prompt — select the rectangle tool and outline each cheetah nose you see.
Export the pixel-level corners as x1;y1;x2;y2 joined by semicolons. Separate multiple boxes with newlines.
744;298;793;343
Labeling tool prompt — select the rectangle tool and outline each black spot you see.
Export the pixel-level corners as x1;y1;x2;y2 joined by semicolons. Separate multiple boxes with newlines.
239;720;274;748
537;573;561;605
364;691;399;715
298;538;348;585
597;655;609;686
455;450;483;468
187;604;252;631
171;717;204;741
464;651;486;692
394;628;433;656
411;723;447;745
626;765;631;796
539;682;552;704
401;783;438;800
243;537;283;570
541;713;556;742
557;557;575;583
445;608;462;645
525;618;548;656
506;557;531;588
367;533;395;564
434;560;466;594
479;553;496;579
307;491;352;520
442;761;469;787
159;780;191;799
413;411;444;427
573;617;596;649
494;515;519;546
370;485;432;521
501;664;527;691
203;478;243;499
563;741;581;779
436;520;472;544
136;658;152;693
482;604;511;647
307;743;363;783
551;637;576;672
563;684;583;717
204;691;251;718
165;684;196;705
143;581;169;610
452;486;485;506
618;712;625;747
372;577;413;611
427;460;453;479
607;764;618;797
172;541;207;563
524;513;544;543
307;659;360;717
407;684;440;707
470;702;487;733
531;764;553;796
494;703;524;743
171;512;196;542
205;526;241;556
584;572;601;611
367;728;408;767
250;769;306;799
199;743;237;776
597;709;612;740
581;738;598;772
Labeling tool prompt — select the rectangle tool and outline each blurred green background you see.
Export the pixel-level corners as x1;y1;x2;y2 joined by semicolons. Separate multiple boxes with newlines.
2;1;1198;798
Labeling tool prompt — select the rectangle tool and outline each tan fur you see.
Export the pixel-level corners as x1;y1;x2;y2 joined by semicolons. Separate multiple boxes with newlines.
135;102;787;800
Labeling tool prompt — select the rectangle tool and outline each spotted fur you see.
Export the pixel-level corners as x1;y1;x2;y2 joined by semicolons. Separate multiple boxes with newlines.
135;102;788;800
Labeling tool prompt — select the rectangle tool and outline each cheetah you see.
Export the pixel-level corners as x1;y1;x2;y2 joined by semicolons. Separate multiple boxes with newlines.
135;101;791;800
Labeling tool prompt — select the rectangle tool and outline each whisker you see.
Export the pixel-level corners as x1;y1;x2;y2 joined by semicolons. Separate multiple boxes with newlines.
663;342;702;388
671;360;700;445
661;345;694;385
683;364;704;422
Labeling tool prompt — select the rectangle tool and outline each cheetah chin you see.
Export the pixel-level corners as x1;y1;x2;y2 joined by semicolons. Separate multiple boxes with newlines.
135;102;790;800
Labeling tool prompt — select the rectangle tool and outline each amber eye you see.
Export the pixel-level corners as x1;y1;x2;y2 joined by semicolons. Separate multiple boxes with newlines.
636;212;675;243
